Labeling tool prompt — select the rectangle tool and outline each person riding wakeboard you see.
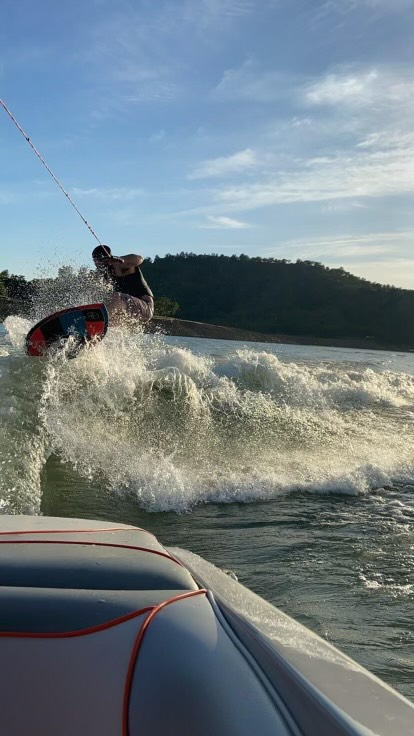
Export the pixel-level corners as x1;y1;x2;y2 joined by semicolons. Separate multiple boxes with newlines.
92;245;154;323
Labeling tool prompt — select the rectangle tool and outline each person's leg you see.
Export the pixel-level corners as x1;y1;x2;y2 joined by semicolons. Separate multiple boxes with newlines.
132;294;154;321
106;292;154;323
123;294;154;321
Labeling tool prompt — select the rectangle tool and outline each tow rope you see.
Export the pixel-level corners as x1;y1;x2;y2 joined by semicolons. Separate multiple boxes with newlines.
0;97;105;248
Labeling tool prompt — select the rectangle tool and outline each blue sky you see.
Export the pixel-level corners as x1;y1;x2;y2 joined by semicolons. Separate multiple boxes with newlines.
1;0;413;287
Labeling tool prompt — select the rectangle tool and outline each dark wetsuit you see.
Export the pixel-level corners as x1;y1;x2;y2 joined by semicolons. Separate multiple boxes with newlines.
107;266;154;321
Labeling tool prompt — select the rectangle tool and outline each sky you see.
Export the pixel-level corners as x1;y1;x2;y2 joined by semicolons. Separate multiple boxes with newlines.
1;0;413;287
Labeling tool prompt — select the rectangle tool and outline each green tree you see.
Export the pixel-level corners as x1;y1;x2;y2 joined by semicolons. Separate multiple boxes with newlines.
0;271;8;296
155;296;180;317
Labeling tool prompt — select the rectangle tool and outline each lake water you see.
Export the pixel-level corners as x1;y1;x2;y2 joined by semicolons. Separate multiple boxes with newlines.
1;316;414;700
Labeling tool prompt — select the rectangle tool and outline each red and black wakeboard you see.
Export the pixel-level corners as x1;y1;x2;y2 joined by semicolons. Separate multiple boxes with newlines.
26;303;109;357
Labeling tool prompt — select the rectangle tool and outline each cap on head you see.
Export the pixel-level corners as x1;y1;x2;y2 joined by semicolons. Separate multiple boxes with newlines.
92;244;111;260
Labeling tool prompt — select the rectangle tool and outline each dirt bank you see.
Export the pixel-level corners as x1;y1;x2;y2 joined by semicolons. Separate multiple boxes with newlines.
148;317;410;352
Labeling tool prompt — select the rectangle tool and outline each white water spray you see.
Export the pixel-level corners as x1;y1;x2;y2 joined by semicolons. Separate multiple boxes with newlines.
2;316;414;513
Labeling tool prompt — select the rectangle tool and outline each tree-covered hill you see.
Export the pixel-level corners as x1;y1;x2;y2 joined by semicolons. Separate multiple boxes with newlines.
143;253;414;347
2;254;414;348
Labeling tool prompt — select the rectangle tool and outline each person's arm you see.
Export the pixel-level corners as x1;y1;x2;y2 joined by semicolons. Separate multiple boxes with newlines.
119;254;144;267
97;253;143;267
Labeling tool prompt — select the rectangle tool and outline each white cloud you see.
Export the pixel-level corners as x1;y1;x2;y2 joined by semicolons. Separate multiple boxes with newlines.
71;187;144;201
182;0;254;26
305;69;379;106
188;149;257;180
291;117;313;128
213;58;293;102
304;66;414;111
321;201;368;213
328;0;414;11
200;215;251;229
196;65;414;212
124;85;178;103
0;192;16;205
312;0;414;26
82;1;257;109
214;62;414;135
83;9;179;105
356;131;414;149
174;65;414;230
175;133;413;218
149;129;166;143
261;231;414;288
264;230;414;261
213;144;414;211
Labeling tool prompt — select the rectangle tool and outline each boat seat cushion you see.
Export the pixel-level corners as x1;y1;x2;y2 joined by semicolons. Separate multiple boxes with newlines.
0;587;190;633
0;543;197;590
0;541;197;633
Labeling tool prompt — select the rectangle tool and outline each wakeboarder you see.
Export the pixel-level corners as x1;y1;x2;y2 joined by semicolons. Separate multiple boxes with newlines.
92;245;154;323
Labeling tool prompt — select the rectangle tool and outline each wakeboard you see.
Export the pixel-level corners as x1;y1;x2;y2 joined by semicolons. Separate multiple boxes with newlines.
25;303;109;357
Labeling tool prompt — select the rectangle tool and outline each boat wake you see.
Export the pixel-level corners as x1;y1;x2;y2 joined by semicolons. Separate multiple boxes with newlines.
1;315;414;513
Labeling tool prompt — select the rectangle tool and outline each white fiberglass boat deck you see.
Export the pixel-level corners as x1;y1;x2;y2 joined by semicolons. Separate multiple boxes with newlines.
0;515;412;735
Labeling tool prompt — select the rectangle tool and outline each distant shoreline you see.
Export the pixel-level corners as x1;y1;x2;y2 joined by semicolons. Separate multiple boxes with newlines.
148;316;412;353
1;297;411;353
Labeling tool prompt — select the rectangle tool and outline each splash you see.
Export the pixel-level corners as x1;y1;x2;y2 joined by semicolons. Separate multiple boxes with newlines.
1;315;414;513
29;266;112;322
0;323;47;514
